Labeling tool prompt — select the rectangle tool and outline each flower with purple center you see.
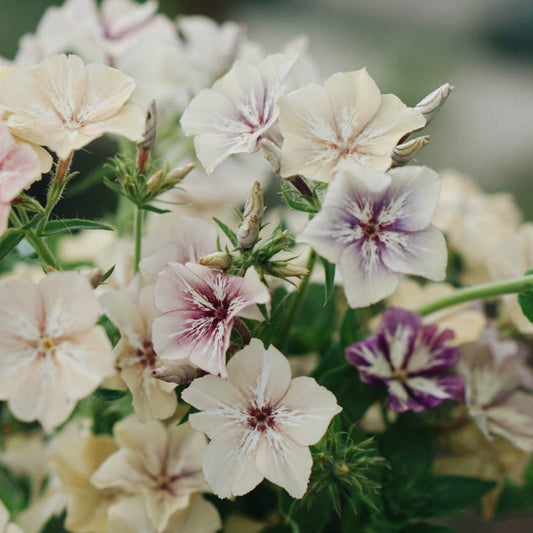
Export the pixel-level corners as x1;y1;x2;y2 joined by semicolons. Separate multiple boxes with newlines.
297;161;447;308
346;308;464;412
152;263;270;377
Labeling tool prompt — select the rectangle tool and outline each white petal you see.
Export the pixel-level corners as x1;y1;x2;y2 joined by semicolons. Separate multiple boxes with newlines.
380;224;447;281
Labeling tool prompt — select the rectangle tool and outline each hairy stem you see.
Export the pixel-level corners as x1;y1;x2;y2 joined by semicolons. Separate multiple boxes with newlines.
134;206;143;273
278;250;317;352
416;274;533;316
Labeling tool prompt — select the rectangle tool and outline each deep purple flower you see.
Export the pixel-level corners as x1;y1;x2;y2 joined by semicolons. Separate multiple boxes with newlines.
345;307;464;412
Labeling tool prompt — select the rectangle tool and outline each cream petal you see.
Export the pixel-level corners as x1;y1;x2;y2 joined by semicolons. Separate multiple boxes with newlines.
39;272;99;337
0;141;42;202
91;448;148;492
82;102;144;142
226;339;292;406
201;429;263;498
277;376;341;446
0;202;10;236
255;432;312;499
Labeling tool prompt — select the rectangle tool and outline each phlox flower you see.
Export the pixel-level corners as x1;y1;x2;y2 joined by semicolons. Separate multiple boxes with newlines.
458;329;533;452
0;54;144;160
297;161;447;308
152;264;270;377
91;416;207;532
107;495;221;533
48;418;119;533
0;272;114;431
99;280;177;422
180;53;296;173
278;69;425;182
0;122;43;236
181;338;342;499
346;308;464;412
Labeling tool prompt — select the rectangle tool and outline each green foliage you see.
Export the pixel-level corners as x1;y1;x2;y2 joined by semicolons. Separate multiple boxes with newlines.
41;219;115;236
518;269;533;323
319;257;336;305
496;459;533;514
92;388;128;401
0;229;24;261
0;463;30;515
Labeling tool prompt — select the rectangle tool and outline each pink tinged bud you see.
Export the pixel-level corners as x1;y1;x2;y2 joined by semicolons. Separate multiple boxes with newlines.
270;262;310;278
392;135;430;167
165;162;196;186
136;100;157;173
151;361;198;385
238;181;264;250
415;83;454;125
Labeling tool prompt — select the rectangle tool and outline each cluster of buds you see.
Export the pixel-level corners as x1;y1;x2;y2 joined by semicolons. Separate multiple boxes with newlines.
198;182;309;282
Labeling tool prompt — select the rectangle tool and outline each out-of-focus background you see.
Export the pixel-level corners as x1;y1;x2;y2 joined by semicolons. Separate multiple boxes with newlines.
1;1;532;531
1;0;533;218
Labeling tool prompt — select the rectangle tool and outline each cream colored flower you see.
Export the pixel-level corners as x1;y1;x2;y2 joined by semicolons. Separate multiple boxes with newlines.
182;339;341;499
487;223;533;334
48;418;119;533
0;54;144;159
107;495;221;533
0;272;114;432
278;69;425;182
99;279;177;422
381;279;486;345
91;416;207;532
0;501;23;533
433;170;521;284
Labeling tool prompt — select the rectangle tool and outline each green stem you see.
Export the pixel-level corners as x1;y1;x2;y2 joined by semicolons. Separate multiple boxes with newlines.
134;206;143;273
278;250;317;352
416;274;533;316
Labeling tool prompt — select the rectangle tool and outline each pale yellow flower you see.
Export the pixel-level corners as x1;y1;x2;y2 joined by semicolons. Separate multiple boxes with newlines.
0;54;144;159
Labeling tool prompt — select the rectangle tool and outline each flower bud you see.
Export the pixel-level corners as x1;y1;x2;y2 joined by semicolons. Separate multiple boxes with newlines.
86;268;104;289
270;261;309;278
136;100;157;173
151;360;198;385
165;162;196;187
415;83;454;125
199;251;232;270
238;181;264;250
146;169;165;193
391;135;430;167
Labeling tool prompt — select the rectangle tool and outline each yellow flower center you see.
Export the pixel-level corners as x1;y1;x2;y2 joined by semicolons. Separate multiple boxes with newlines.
37;337;56;358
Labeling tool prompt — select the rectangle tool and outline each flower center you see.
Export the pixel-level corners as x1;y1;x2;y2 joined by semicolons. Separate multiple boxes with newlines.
213;303;228;321
248;405;275;432
363;223;379;238
37;337;56;358
393;368;409;383
136;340;157;368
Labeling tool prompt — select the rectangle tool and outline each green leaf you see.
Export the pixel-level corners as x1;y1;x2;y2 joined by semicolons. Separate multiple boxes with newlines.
517;269;533;323
278;489;331;533
141;204;171;214
100;265;116;284
93;388;127;401
42;219;114;236
319;257;336;305
213;217;238;248
420;476;496;518
0;230;24;261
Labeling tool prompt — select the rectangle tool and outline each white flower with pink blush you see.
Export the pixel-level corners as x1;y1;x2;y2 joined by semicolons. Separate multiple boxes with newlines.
180;53;296;173
91;416;207;532
297;162;447;308
152;264;270;377
0;54;144;160
0;121;43;236
99;280;177;422
0;272;114;432
278;69;425;183
182;339;342;499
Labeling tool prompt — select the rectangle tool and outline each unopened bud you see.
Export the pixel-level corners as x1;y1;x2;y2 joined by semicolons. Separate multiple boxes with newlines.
146;169;165;193
166;162;196;186
136;100;158;173
151;360;197;385
238;181;264;250
270;261;310;278
199;251;232;270
392;135;430;167
415;83;454;125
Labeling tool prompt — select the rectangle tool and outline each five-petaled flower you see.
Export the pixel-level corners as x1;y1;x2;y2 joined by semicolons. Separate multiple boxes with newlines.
0;53;144;159
182;338;342;499
0;272;114;431
297;161;447;308
152;263;270;377
278;68;425;182
346;307;464;412
180;53;295;173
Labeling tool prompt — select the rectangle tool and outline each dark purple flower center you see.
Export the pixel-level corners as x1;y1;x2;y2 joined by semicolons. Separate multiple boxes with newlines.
248;405;275;432
363;223;379;238
136;340;157;368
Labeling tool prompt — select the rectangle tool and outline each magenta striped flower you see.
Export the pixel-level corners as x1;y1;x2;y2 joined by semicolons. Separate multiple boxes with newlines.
152;263;270;377
346;308;464;412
